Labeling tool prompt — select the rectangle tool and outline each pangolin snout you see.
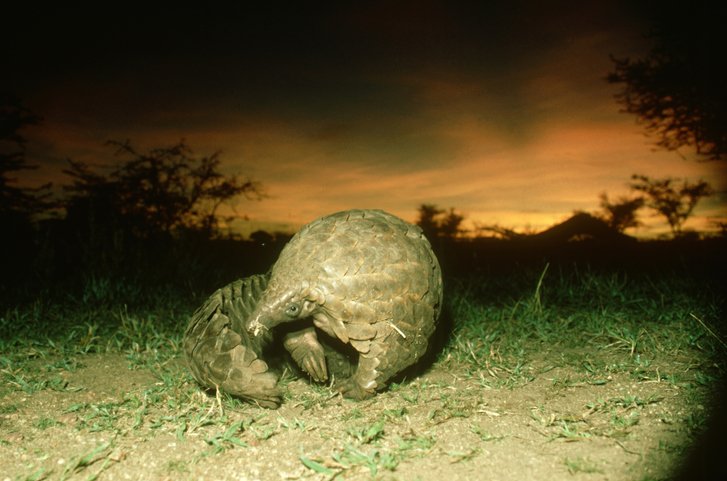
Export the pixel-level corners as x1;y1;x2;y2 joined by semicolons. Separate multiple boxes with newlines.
247;305;285;337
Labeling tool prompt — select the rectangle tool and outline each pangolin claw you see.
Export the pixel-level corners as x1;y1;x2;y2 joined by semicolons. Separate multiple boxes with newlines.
336;377;376;401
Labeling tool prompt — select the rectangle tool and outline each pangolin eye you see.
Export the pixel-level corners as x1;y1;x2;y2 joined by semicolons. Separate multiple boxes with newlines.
285;303;301;318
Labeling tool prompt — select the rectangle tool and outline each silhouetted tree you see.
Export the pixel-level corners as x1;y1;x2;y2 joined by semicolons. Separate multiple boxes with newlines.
630;174;712;236
56;140;264;279
598;193;645;232
416;204;443;240
0;95;53;287
716;222;727;238
439;208;465;238
0;94;51;217
416;204;465;239
63;140;263;240
607;6;726;160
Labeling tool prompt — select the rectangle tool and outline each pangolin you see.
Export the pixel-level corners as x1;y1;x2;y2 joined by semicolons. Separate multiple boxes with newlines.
247;209;443;400
184;274;357;408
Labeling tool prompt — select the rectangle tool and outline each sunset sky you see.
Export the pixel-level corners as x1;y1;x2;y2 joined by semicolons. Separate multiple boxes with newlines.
4;2;726;237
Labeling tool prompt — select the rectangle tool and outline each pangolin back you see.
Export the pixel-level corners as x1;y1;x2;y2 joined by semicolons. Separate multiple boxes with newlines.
270;209;442;324
258;209;443;396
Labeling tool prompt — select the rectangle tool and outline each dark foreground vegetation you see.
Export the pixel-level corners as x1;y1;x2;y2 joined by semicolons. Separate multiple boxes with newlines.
1;234;726;481
2;219;726;306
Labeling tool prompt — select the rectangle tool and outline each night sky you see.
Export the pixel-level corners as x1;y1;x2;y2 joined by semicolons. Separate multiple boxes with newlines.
4;2;725;237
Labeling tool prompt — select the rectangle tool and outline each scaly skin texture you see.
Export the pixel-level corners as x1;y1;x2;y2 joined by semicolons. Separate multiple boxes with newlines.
184;274;356;407
183;275;282;408
247;209;443;400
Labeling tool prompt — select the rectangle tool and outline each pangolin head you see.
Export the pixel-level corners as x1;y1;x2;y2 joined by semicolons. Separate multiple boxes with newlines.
247;279;324;337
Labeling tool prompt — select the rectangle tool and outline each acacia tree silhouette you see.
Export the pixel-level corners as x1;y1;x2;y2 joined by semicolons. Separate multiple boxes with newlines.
59;140;264;278
597;193;644;233
63;140;263;240
416;204;465;239
629;174;712;236
607;5;725;161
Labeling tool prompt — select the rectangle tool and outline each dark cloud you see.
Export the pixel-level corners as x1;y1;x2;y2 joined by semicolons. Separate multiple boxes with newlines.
5;2;646;142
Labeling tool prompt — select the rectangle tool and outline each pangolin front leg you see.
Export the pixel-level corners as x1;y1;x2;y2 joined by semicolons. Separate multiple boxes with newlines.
336;337;385;400
283;326;328;382
335;320;400;400
337;320;429;400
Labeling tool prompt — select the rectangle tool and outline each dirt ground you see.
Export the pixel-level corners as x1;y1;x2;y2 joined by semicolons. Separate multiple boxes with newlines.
0;346;715;481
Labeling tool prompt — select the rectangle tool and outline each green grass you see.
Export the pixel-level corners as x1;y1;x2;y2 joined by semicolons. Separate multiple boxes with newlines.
444;265;724;384
0;263;724;479
2;265;723;401
2;264;723;376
